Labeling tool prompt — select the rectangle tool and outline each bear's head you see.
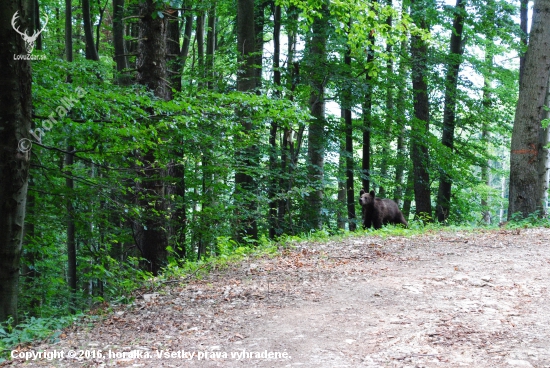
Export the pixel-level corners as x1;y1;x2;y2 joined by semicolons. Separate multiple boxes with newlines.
359;189;376;207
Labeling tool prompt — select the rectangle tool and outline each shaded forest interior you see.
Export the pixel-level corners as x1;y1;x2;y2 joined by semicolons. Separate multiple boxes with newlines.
1;0;550;325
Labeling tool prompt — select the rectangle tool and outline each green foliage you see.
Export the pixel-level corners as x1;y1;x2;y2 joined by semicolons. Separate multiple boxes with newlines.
0;315;83;361
507;211;550;228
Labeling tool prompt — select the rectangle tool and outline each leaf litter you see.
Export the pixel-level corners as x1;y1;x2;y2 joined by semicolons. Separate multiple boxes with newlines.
4;228;550;367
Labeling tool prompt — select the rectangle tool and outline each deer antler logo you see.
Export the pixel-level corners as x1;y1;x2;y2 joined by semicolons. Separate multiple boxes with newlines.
11;11;48;54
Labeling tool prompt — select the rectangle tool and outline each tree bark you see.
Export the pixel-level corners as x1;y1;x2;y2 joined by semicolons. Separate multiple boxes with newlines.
235;0;258;241
508;0;550;219
436;0;465;222
137;0;170;100
481;60;493;224
83;0;99;60
113;0;131;84
134;0;170;274
343;32;356;231
166;8;181;91
338;115;347;229
196;12;205;87
180;13;193;71
410;0;432;219
394;38;408;207
379;0;393;198
306;3;329;230
536;75;550;215
519;0;529;86
268;3;281;238
481;4;495;224
0;1;33;324
65;148;77;313
254;1;266;88
362;26;375;193
206;5;216;90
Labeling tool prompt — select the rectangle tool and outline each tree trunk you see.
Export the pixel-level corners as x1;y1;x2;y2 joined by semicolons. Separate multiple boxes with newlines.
268;3;281;238
537;75;550;215
410;0;432;219
508;0;550;220
34;0;43;51
166;8;182;91
379;0;393;198
134;0;170;274
519;0;529;86
0;1;33;324
306;3;329;230
206;5;216;90
394;39;409;207
254;1;266;88
65;147;77;313
113;0;131;84
338;115;347;229
137;0;170;100
481;79;492;224
83;0;99;60
343;34;356;231
436;0;465;222
362;28;375;193
278;13;298;234
235;0;258;241
196;12;205;87
66;0;73;64
481;9;495;224
180;13;193;71
402;167;415;220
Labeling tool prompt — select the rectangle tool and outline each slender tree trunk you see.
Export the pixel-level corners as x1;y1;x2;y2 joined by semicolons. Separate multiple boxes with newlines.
113;0;131;84
537;75;550;215
0;1;33;324
65;0;73;64
436;0;465;222
65;148;77;313
206;5;216;90
166;8;182;91
338;114;347;230
379;0;393;198
63;0;77;312
34;0;43;50
83;0;99;60
481;13;495;224
394;39;409;207
235;0;258;241
519;0;529;86
343;33;356;231
254;1;266;88
402;167;415;220
268;3;281;238
481;78;492;224
508;0;550;219
95;0;107;53
362;27;375;193
278;14;298;234
181;13;193;71
410;0;432;219
306;3;329;230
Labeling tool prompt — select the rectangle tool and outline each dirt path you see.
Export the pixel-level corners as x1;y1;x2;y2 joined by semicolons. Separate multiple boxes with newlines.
4;228;550;367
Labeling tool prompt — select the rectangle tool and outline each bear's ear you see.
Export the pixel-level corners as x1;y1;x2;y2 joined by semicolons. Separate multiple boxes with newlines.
369;190;375;197
360;189;365;196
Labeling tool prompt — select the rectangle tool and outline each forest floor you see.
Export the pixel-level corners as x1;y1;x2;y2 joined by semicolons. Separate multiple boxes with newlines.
4;228;550;368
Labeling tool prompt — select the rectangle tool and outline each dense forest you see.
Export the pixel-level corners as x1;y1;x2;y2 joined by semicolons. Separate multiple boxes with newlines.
1;0;549;328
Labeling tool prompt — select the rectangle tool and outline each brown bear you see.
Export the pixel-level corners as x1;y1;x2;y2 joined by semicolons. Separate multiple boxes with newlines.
358;189;408;229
